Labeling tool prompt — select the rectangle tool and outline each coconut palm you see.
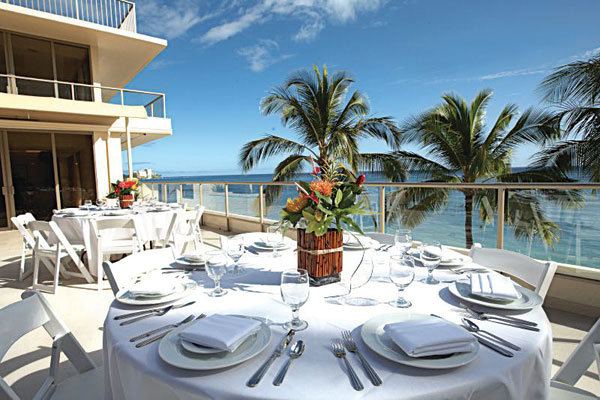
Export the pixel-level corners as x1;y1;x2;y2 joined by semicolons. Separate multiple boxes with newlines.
390;89;580;248
535;56;600;181
239;65;406;209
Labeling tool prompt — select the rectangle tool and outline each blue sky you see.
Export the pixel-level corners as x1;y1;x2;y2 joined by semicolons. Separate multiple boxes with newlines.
124;0;600;177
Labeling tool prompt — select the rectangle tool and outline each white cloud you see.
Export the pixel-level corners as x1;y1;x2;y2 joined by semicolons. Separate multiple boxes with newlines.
426;67;549;85
237;39;294;72
571;47;600;60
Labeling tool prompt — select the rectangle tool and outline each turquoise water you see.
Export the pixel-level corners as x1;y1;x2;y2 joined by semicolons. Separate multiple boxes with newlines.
144;173;600;269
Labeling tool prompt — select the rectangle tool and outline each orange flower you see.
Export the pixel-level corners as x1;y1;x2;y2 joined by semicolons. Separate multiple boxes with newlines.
285;195;308;213
309;180;333;197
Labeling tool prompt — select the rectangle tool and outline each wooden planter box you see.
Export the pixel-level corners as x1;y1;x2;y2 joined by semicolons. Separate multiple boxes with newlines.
297;228;343;286
119;194;134;209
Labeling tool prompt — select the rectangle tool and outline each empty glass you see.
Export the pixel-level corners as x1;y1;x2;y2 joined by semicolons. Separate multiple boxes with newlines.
96;198;106;208
389;254;415;308
280;269;310;331
420;241;442;284
205;250;229;297
266;225;284;258
394;229;413;255
83;199;92;209
224;237;245;274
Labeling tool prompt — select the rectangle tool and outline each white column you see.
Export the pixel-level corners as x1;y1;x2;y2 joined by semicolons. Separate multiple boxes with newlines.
125;117;133;179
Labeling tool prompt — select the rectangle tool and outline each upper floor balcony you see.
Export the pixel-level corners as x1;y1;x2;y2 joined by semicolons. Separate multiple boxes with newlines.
0;0;137;32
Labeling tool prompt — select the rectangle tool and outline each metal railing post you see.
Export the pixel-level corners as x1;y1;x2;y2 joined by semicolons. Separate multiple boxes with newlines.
178;184;183;204
120;89;124;106
379;186;385;233
150;102;154;117
162;94;166;117
162;184;167;203
259;184;264;231
496;188;505;249
224;184;230;231
198;183;203;206
75;0;79;19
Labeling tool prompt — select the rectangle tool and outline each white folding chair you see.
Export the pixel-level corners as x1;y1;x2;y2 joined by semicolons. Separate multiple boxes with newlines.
91;217;142;291
365;232;395;245
29;221;94;294
173;205;205;254
550;318;600;399
155;212;179;249
10;213;37;281
102;247;177;295
468;244;558;299
0;290;101;400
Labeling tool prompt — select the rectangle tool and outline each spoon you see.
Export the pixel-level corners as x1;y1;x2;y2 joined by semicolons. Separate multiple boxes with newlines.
273;340;305;386
462;318;521;351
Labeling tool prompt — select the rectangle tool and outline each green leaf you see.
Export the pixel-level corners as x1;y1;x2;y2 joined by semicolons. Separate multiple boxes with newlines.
335;189;342;206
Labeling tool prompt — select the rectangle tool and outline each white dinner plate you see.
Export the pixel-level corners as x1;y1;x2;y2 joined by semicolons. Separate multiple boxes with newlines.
449;281;543;311
115;281;197;306
159;315;271;370
361;313;480;369
408;249;472;268
175;255;206;266
103;210;131;216
344;239;376;251
252;239;294;251
180;340;228;355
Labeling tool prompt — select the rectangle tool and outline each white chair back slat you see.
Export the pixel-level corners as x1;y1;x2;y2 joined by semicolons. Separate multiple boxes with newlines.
11;213;36;248
48;221;94;283
468;245;557;299
160;213;179;248
553;318;600;386
0;295;50;361
28;221;54;250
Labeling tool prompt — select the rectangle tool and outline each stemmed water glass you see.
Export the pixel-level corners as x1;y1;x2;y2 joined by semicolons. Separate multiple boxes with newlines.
280;269;309;331
96;198;106;208
394;229;413;255
420;241;442;284
83;199;92;210
389;254;415;308
266;225;284;258
224;237;245;274
205;250;228;297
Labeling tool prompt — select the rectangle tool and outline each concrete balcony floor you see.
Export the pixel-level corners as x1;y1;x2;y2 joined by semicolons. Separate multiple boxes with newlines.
0;229;598;398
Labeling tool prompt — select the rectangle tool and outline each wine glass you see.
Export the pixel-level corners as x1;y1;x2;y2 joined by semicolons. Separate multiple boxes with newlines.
280;269;309;331
205;250;228;297
96;198;106;208
394;229;413;255
83;199;92;210
224;237;245;274
389;254;415;308
266;225;284;258
420;241;442;284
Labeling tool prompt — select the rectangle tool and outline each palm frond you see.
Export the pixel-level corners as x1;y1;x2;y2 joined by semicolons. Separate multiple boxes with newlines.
355;153;408;182
238;135;315;172
386;186;450;228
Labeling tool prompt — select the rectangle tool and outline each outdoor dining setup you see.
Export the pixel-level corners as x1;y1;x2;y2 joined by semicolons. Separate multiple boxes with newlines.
2;169;600;400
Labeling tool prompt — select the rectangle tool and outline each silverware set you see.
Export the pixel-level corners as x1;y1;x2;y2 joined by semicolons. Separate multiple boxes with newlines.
459;303;539;331
376;244;393;251
133;314;206;348
115;301;196;326
247;330;298;387
332;340;364;391
330;331;382;391
461;318;519;357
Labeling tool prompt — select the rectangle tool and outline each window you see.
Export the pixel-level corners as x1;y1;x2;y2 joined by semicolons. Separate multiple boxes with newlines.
11;34;54;97
54;43;92;101
0;33;7;93
54;133;97;207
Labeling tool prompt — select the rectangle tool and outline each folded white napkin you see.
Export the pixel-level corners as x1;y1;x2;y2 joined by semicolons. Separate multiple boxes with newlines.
128;278;177;297
470;273;520;301
183;253;204;262
384;317;477;357
179;314;261;352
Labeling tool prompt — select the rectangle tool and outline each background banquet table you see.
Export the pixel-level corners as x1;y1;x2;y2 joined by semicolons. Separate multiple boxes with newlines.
51;209;184;275
103;233;552;400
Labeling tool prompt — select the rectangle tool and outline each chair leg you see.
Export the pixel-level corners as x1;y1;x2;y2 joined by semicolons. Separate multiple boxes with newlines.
18;241;27;281
32;251;40;288
97;254;103;291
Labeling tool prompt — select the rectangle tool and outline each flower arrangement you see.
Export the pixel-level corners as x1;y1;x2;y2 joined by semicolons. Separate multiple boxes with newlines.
106;178;139;198
280;159;370;236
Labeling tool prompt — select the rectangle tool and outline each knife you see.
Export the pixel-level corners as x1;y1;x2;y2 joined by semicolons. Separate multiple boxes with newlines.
471;332;514;357
245;246;259;255
247;330;295;387
114;301;196;321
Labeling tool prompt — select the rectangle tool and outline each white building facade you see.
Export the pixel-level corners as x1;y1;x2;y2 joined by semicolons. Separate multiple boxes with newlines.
0;0;171;227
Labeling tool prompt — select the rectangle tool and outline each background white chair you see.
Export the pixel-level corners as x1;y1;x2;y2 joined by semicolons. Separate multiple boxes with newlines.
91;217;142;291
155;212;179;249
0;290;102;400
102;247;177;295
10;213;38;281
29;221;94;294
550;318;600;399
468;244;557;299
173;205;205;254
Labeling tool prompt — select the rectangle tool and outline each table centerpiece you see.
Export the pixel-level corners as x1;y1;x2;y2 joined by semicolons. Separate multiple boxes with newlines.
107;178;139;208
280;159;371;286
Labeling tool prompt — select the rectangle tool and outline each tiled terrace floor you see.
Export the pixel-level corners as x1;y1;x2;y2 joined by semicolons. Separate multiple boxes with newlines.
0;229;598;398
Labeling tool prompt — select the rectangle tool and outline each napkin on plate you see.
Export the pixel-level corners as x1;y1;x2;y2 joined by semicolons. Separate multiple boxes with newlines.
128;278;178;297
183;253;204;262
384;317;477;357
178;314;261;352
470;273;520;301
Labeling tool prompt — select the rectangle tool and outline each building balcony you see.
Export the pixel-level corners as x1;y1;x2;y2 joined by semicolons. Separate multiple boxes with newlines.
0;0;137;32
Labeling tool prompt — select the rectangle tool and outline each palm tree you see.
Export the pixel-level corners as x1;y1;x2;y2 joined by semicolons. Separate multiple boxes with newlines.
390;89;579;248
535;56;600;181
239;65;406;210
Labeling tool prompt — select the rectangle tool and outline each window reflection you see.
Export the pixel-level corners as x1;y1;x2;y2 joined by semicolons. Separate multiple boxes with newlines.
55;134;97;207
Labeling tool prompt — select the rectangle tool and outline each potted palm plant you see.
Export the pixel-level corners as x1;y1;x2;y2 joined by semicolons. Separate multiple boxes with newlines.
280;159;371;286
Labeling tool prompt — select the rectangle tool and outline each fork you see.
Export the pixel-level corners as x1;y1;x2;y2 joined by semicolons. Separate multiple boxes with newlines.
135;314;206;348
120;305;174;326
341;331;382;386
331;340;363;391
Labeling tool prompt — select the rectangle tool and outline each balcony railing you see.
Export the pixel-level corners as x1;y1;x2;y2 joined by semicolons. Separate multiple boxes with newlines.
1;0;136;32
0;73;166;117
143;179;600;278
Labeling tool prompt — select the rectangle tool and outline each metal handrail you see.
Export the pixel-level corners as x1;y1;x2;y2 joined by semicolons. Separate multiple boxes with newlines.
1;0;137;32
1;73;166;117
144;179;600;250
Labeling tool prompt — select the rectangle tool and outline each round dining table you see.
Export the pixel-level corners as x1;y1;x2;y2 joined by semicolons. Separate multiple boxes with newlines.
103;233;552;400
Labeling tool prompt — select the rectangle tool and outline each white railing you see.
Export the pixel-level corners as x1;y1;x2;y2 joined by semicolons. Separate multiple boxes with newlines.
1;0;137;32
1;73;166;117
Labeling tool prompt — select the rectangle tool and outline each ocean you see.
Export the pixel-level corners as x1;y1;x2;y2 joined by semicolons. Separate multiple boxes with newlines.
144;172;600;269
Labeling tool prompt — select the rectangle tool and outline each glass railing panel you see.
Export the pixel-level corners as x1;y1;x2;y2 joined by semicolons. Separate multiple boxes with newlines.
263;184;296;221
503;189;599;269
181;183;198;208
202;184;226;213
165;184;180;204
227;184;260;218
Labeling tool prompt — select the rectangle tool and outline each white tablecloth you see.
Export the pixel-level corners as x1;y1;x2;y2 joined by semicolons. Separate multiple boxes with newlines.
103;233;552;400
51;209;184;275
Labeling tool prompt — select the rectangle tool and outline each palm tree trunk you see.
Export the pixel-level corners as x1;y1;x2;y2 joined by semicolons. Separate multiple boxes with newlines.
464;191;474;248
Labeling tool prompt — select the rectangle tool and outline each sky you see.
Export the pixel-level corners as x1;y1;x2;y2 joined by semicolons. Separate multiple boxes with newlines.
123;0;600;177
